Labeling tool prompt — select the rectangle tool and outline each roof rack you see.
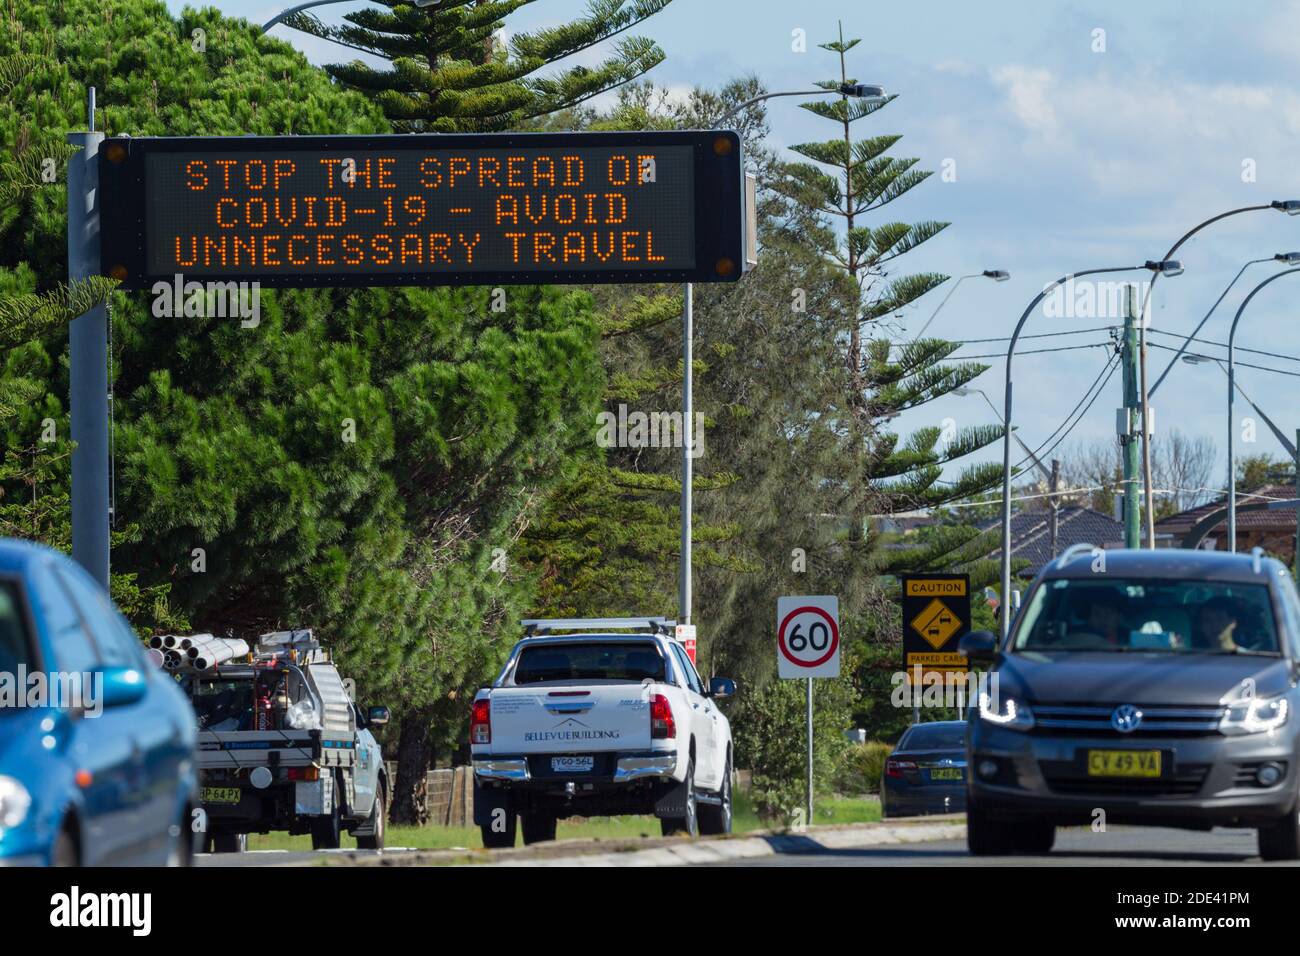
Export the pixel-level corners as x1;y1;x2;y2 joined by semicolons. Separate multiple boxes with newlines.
521;617;676;637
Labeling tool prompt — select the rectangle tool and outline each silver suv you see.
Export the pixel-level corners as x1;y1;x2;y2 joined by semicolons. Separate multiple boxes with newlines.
962;547;1300;860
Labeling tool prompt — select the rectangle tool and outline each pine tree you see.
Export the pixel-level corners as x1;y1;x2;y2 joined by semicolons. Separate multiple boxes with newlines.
285;0;673;131
769;28;1004;554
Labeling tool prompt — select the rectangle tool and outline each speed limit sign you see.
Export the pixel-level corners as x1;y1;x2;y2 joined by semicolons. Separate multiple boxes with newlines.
776;595;840;679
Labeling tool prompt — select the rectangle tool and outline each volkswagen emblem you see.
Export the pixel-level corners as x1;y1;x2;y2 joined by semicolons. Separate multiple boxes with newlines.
1111;704;1143;733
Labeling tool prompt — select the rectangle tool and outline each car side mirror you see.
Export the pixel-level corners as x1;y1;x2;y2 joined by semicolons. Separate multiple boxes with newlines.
708;677;736;699
367;705;391;726
959;630;1000;663
98;667;148;709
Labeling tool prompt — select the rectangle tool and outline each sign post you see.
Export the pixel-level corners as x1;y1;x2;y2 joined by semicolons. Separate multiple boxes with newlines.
900;574;972;720
777;595;840;826
67;88;110;588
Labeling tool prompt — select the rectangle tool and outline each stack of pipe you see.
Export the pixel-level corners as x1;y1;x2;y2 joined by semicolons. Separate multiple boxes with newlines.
154;635;250;673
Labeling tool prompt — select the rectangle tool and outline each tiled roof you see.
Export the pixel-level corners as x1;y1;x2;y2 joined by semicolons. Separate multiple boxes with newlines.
977;506;1126;576
1155;483;1298;535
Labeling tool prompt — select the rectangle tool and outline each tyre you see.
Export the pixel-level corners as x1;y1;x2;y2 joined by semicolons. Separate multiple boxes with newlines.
699;758;733;836
310;804;342;850
211;831;247;854
521;811;558;845
480;813;517;849
965;800;1015;856
355;784;386;851
51;827;78;867
1258;805;1300;860
1012;820;1055;854
661;757;699;838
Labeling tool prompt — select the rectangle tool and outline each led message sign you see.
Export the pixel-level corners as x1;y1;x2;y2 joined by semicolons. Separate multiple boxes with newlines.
98;131;745;289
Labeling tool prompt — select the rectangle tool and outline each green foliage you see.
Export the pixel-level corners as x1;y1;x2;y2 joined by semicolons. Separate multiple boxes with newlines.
287;0;674;131
729;656;859;821
835;740;893;795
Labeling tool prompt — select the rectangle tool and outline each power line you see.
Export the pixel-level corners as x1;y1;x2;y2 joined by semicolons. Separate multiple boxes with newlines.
1147;327;1300;366
957;341;1114;360
1016;352;1121;471
954;325;1117;345
1147;342;1300;380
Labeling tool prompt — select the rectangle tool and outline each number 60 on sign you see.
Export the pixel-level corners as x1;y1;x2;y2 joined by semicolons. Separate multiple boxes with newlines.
776;595;840;679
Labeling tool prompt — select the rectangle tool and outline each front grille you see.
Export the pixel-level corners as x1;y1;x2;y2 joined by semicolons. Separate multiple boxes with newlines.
1040;759;1210;797
1033;703;1225;737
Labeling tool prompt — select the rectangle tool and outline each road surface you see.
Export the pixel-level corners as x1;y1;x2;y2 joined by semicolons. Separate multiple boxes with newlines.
714;826;1294;866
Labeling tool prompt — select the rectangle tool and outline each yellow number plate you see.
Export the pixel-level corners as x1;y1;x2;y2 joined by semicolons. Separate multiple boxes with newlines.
929;768;962;781
201;786;242;805
1086;750;1162;778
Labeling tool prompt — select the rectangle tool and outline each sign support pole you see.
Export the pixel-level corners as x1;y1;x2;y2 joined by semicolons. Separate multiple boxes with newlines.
806;676;813;824
67;88;110;588
680;281;693;626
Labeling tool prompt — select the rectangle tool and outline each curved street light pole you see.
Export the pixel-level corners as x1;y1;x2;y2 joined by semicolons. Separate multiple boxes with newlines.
911;270;1009;341
263;0;359;32
1137;201;1300;548
999;262;1181;639
1226;267;1300;551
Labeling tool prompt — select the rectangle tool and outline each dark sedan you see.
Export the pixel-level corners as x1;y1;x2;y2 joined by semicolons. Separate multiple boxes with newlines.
881;721;967;818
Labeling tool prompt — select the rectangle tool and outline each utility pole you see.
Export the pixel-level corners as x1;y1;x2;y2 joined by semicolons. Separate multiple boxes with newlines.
1120;284;1142;548
1295;428;1299;581
67;88;110;588
1048;458;1061;558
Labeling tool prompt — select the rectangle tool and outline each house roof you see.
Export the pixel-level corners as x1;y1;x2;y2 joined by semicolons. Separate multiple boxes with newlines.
1154;483;1298;537
977;506;1126;577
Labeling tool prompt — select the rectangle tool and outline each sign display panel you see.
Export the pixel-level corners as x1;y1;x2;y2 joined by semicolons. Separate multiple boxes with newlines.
899;574;972;685
99;132;745;289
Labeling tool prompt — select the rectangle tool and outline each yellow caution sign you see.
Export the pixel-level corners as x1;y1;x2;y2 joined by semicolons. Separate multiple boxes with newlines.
910;597;962;650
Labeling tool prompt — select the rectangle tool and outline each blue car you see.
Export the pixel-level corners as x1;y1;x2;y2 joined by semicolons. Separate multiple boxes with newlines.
0;540;198;866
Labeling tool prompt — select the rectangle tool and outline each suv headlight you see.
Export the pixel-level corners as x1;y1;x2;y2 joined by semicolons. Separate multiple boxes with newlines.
0;776;31;835
1221;696;1289;736
978;692;1035;731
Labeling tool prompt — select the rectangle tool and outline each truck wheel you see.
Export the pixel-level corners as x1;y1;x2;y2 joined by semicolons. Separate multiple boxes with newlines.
965;800;1014;856
1258;804;1300;860
699;759;733;836
355;784;386;851
661;757;699;838
521;811;557;845
310;804;342;850
211;831;247;854
480;813;517;849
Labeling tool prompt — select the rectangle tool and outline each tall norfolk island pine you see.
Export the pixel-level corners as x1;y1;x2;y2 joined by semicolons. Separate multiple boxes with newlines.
771;30;1003;572
286;0;673;131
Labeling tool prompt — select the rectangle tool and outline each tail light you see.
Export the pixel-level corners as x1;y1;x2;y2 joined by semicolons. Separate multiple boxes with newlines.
650;693;675;739
471;698;491;745
885;758;917;779
286;767;320;782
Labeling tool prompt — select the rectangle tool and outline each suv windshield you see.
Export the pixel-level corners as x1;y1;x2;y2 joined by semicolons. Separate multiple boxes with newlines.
1013;578;1281;654
514;642;665;684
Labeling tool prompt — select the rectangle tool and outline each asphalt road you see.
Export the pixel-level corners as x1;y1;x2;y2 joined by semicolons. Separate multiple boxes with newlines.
717;826;1297;866
196;825;1298;866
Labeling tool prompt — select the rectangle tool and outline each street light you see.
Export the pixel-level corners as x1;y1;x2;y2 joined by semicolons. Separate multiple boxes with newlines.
1181;354;1295;456
1150;252;1300;396
1226;267;1300;550
671;84;889;628
1136;201;1300;549
911;270;1011;341
263;0;364;31
998;260;1184;639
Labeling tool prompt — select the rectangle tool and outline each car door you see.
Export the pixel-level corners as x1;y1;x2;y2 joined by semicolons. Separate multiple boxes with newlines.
350;704;378;818
669;643;718;790
31;560;136;865
50;562;155;864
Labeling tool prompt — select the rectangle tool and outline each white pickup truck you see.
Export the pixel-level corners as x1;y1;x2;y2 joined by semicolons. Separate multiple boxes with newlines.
471;618;736;847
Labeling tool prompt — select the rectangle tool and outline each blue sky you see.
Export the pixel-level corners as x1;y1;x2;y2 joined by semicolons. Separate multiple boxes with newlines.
178;0;1300;502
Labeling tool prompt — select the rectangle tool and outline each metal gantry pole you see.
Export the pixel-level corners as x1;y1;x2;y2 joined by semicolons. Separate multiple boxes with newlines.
67;89;110;588
680;281;693;625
